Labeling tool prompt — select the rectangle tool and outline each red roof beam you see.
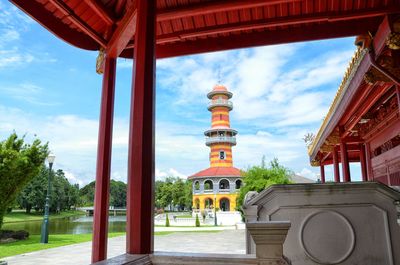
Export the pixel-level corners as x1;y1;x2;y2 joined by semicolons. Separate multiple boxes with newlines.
82;0;116;25
48;0;107;48
342;85;387;136
10;0;98;50
156;0;301;22
153;17;382;59
106;6;137;58
155;7;400;44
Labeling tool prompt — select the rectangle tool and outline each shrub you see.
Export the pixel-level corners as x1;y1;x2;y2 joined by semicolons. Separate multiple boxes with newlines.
165;213;170;227
195;214;200;227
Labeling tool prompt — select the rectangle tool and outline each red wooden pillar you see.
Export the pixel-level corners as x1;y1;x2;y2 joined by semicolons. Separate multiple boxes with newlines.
340;141;351;182
126;0;156;254
320;164;326;183
396;86;400;113
91;56;116;263
333;146;340;182
365;143;373;181
359;143;368;182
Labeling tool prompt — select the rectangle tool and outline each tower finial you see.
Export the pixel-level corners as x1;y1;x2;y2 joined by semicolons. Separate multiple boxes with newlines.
217;67;222;84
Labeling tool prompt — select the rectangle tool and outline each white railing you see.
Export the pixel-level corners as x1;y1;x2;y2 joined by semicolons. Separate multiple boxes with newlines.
208;99;233;110
205;136;236;145
204;189;214;193
219;188;231;193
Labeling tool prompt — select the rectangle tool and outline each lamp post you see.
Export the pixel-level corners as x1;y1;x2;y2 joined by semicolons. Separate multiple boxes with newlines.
214;194;217;226
40;153;56;243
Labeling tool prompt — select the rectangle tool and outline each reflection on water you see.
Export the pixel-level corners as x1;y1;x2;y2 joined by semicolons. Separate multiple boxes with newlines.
2;215;127;235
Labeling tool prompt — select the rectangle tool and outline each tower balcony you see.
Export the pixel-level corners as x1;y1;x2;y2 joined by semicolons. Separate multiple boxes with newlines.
205;136;236;146
207;99;233;110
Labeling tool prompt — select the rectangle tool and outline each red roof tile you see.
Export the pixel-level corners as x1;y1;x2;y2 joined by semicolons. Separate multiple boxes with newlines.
188;166;242;179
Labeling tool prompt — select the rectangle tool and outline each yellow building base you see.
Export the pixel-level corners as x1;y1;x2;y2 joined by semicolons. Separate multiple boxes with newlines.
193;193;238;212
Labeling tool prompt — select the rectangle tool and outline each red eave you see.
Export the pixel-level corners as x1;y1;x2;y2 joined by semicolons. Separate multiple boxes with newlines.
10;0;400;59
188;167;242;180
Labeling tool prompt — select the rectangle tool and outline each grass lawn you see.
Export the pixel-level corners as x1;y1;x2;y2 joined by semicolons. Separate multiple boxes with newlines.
174;215;193;218
0;232;123;259
3;210;85;223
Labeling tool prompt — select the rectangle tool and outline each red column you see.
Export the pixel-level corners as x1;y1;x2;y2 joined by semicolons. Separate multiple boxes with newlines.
333;146;340;182
340;141;351;182
320;164;326;183
126;0;156;254
91;56;116;263
365;143;373;181
359;143;368;182
396;86;400;113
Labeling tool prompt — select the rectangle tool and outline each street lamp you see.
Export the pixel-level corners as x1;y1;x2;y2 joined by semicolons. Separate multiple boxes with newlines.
214;194;217;226
40;153;55;243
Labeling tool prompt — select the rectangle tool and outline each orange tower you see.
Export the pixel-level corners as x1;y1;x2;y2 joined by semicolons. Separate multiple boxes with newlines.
189;84;242;214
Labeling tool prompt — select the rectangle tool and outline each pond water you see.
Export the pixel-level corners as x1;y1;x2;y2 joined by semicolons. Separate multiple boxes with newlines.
2;215;127;235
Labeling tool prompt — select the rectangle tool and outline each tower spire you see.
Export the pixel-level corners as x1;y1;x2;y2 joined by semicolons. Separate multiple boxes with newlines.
205;84;237;167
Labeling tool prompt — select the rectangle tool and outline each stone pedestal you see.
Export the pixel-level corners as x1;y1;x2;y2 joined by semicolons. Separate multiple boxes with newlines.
246;221;291;265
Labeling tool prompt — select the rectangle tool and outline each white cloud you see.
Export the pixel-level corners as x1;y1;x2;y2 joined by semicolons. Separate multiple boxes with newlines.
155;168;187;180
298;168;318;180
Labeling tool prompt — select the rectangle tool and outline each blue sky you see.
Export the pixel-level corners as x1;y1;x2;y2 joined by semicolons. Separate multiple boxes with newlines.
0;1;363;186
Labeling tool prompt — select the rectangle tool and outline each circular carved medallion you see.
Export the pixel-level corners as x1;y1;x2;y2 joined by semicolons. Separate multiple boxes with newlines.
300;210;355;264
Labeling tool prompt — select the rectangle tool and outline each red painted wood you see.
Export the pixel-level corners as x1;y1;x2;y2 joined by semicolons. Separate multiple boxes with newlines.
157;0;300;22
365;142;374;181
47;0;107;48
359;144;368;182
320;165;326;183
396;86;400;113
107;7;137;58
342;85;386;136
340;141;351;182
333;146;341;182
126;0;156;255
91;56;116;263
82;0;115;25
10;0;98;50
153;16;380;58
156;8;396;44
369;53;400;86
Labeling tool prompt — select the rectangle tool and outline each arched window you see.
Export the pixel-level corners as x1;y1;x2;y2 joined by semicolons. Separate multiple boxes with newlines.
235;179;242;189
219;179;230;190
204;198;213;209
194;181;200;190
204;180;213;190
219;198;230;211
219;151;225;160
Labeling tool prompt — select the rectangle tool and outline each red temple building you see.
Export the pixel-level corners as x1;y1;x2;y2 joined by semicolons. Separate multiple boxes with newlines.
8;0;400;264
189;84;242;223
308;22;400;185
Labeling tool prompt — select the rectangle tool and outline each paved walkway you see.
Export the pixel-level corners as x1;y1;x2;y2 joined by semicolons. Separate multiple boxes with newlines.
3;229;245;265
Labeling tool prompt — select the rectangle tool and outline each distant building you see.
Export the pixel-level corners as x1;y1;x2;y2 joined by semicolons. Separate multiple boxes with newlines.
188;84;242;213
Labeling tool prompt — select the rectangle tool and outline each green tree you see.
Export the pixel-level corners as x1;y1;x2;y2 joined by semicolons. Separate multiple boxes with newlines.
110;180;126;208
0;133;48;228
16;166;47;213
237;158;292;209
79;181;95;206
155;177;192;211
79;180;127;208
17;168;80;213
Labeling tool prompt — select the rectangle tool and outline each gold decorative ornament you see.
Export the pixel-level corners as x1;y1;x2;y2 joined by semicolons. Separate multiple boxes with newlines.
386;32;400;50
96;48;105;74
